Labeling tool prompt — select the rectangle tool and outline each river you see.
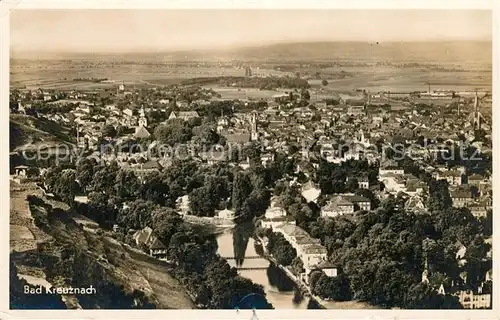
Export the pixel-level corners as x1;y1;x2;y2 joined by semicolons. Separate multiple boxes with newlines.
215;223;321;309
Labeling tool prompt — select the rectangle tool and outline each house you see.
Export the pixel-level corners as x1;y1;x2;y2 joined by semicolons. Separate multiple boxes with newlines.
358;176;370;189
261;216;296;230
315;260;338;278
345;195;371;211
199;151;227;165
450;190;473;208
123;108;134;117
149;238;168;259
217;208;236;220
168;111;200;121
434;170;463;186
467;174;484;186
321;196;355;217
14;165;29;178
379;165;405;177
456;289;491;309
265;206;287;219
133;227;167;259
134;126;151;139
302;245;328;270
224;133;251;144
301;181;321;203
381;173;407;194
469;206;488;218
404;194;426;213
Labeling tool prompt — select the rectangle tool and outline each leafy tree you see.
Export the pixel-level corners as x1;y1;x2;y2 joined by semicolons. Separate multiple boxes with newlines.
75;158;98;191
114;170;140;199
153;119;192;146
117;199;158;229
266;233;297;266
232;172;252;211
101;124;117;138
427;179;452;213
314;272;352;301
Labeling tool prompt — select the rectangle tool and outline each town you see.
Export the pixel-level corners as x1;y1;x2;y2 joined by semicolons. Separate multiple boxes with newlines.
10;68;493;310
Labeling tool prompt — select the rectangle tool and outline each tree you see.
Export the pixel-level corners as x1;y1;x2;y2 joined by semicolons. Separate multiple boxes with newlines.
118;199;158;229
75;158;98;191
101;124;117;138
301;89;311;101
114;170;140;199
266;233;297;266
232;172;252;211
427;179;452;213
405;282;462;309
321;79;329;86
314;273;352;301
153;119;192;146
152;207;183;246
51;169;79;206
189;186;217;217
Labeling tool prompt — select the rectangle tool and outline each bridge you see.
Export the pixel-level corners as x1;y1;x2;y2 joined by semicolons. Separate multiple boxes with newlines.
221;256;262;260
235;266;268;270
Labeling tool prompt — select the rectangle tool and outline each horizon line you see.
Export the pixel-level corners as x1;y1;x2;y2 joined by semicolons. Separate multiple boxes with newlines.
10;39;493;55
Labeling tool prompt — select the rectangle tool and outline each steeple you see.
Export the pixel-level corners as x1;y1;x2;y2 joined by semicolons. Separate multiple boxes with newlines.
138;106;147;127
250;112;258;141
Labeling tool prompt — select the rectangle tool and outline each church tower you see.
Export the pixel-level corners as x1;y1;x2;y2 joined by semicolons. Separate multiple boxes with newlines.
138;107;147;127
250;112;258;141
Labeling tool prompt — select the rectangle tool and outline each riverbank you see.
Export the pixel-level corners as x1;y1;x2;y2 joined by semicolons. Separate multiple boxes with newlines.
255;235;328;308
255;234;378;310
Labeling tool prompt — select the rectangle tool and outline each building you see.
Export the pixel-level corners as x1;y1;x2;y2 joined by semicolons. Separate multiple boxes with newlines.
261;216;296;230
434;170;463;186
345;195;371;211
321;196;355;217
168;111;200;121
469;206;488;218
456;289;491;309
133;227;167;259
250;112;259;141
468;174;484;186
265;206;287;219
217;208;236;220
379;165;405;177
450;190;474;208
301;181;321;203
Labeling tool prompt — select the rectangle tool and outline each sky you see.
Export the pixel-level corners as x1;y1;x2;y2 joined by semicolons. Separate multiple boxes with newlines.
11;9;492;52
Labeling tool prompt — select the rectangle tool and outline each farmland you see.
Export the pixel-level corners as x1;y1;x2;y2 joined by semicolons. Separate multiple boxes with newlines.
11;58;491;95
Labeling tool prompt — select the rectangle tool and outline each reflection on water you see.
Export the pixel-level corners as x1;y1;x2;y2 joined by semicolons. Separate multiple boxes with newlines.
216;224;313;309
267;263;295;292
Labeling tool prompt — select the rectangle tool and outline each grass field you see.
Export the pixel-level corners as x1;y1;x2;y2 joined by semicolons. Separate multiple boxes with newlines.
203;86;282;100
308;66;491;92
10;56;491;94
10;60;285;90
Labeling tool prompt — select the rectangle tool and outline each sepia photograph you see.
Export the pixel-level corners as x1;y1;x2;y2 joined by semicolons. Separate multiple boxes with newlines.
8;8;493;312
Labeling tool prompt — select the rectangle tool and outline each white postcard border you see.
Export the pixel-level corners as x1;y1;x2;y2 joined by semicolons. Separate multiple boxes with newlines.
1;1;498;319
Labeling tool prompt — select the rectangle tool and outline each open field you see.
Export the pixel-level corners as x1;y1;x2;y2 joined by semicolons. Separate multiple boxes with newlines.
10;60;289;90
11;59;491;94
308;66;491;92
202;86;282;100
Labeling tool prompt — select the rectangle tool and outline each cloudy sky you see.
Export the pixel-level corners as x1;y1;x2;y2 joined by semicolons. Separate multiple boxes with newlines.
11;10;492;52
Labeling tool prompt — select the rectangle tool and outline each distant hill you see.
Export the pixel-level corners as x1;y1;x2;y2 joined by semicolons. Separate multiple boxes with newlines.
9;114;74;152
12;41;492;67
222;41;492;66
